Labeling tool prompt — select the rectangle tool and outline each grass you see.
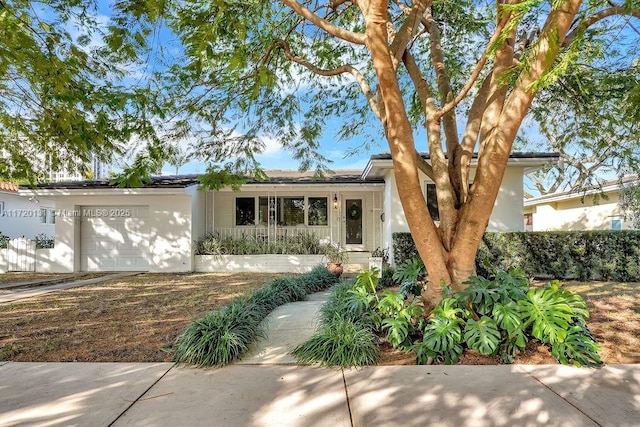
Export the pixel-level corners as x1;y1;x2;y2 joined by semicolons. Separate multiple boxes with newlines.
0;273;637;364
0;272;282;362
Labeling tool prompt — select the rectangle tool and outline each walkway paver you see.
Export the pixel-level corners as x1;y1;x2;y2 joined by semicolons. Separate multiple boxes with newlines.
237;290;331;365
0;272;141;303
517;364;640;427
344;365;598;427
112;365;351;427
0;362;172;427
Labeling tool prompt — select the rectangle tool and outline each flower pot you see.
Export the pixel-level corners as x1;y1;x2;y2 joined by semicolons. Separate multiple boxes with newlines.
326;262;344;277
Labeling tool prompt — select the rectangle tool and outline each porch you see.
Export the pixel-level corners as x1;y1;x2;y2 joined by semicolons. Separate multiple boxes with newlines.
192;183;385;273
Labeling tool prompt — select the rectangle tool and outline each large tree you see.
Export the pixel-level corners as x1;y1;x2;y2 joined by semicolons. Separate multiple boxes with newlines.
154;0;639;303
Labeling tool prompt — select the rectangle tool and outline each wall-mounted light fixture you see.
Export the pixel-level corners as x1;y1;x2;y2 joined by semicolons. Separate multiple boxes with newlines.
333;194;338;209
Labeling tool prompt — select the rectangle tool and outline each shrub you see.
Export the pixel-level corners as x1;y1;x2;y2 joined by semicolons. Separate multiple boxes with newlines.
0;233;9;249
173;266;339;367
393;230;640;281
194;232;323;256
34;233;54;249
413;267;602;367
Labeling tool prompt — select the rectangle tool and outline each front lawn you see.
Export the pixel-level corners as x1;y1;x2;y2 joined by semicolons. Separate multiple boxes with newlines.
0;273;282;362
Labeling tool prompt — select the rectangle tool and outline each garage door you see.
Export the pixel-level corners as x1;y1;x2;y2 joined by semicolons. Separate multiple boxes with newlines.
80;206;149;271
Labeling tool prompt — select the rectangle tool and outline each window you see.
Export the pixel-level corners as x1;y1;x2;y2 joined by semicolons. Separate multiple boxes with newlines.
237;195;330;227
425;183;439;222
49;209;56;224
258;196;273;226
611;217;623;230
278;197;305;226
0;201;4;216
235;197;255;225
308;197;328;226
39;208;47;224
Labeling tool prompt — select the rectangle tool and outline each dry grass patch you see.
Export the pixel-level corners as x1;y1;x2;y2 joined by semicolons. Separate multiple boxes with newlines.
0;272;281;362
564;281;640;363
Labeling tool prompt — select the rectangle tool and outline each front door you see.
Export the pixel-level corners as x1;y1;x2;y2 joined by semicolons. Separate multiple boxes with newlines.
344;198;364;248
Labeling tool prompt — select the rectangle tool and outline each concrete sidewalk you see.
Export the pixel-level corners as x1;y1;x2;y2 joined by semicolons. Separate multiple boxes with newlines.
0;362;638;426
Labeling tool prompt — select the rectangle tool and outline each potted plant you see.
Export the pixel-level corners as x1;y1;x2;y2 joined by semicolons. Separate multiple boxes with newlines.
323;243;347;277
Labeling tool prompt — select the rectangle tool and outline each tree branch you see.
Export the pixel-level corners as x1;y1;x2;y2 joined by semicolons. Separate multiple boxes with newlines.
564;6;640;46
415;150;435;180
389;0;430;66
280;0;367;45
434;16;508;121
275;39;381;120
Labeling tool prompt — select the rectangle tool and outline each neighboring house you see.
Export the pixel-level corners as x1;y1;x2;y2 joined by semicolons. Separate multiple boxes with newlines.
15;152;556;274
0;181;55;239
523;176;639;231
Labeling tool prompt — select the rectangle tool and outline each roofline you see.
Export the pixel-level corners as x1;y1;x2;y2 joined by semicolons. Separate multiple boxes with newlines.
18;187;192;197
524;176;639;207
362;152;559;180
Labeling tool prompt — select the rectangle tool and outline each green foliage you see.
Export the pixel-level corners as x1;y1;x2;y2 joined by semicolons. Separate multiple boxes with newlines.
393;231;640;282
34;234;54;249
0;233;9;249
393;258;426;298
414;268;602;367
173;266;339;367
0;0;164;184
292;315;379;367
416;314;464;364
173;298;267;367
194;232;323;256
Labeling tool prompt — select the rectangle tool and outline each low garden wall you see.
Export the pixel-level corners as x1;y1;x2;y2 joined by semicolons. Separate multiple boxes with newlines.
195;254;325;273
393;230;640;281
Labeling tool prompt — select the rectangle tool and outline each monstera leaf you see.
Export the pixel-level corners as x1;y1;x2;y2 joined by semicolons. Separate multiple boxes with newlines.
551;323;603;367
464;316;501;355
519;287;574;344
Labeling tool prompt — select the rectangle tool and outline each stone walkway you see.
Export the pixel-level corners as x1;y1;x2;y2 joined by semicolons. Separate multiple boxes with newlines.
237;289;331;364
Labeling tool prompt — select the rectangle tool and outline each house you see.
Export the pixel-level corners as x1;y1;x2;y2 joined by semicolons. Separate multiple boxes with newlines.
13;152;556;274
0;181;55;239
523;175;639;231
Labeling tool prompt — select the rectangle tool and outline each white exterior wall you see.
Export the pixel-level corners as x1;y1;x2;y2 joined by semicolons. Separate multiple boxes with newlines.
48;193;192;273
0;192;55;239
529;192;628;231
382;166;526;264
490;167;526;231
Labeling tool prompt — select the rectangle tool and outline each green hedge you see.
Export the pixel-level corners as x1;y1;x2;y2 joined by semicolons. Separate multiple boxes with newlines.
392;231;640;281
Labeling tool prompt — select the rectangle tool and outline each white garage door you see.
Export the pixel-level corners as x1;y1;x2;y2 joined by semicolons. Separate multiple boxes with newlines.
80;206;149;271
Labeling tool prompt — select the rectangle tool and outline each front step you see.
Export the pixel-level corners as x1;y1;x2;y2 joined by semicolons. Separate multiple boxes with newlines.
344;251;371;273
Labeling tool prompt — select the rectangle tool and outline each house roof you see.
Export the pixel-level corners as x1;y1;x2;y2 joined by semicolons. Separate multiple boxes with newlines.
524;175;639;207
0;181;19;193
362;152;560;179
23;169;382;193
23;152;557;192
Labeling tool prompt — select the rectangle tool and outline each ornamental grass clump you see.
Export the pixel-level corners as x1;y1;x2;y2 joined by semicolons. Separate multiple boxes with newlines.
173;265;340;367
173;298;267;367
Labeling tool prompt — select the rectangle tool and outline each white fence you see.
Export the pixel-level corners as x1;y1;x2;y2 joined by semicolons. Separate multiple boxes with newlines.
211;227;332;243
2;238;37;272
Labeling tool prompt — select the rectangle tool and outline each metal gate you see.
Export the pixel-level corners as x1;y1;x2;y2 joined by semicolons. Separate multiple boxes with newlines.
7;238;36;272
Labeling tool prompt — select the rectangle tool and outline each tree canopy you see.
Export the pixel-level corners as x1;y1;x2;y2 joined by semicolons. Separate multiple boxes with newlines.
0;0;163;183
2;0;638;294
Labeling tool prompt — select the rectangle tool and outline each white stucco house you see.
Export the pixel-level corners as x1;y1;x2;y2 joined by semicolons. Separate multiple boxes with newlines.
12;152;557;274
0;181;55;239
524;175;639;231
